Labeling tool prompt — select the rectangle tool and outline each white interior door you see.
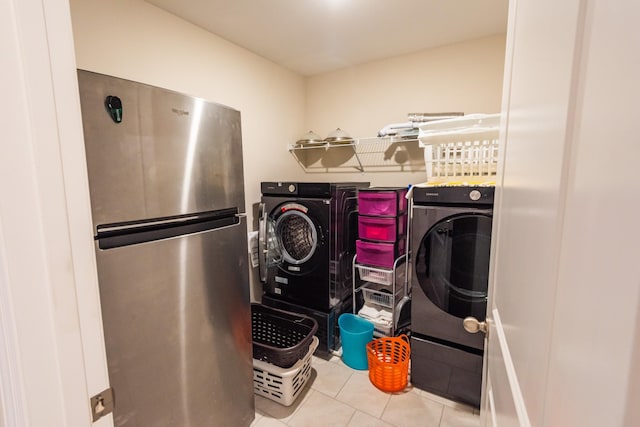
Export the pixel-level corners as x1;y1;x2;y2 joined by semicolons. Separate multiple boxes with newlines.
481;0;586;423
483;0;640;426
1;0;111;425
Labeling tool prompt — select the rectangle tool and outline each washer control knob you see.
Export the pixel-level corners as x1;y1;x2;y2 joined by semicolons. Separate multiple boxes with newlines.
288;184;296;193
469;190;482;201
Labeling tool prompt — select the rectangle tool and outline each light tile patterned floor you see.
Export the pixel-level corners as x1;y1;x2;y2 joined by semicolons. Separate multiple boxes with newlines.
251;353;480;427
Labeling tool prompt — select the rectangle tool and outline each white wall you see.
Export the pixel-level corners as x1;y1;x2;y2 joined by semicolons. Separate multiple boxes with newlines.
70;0;308;228
304;34;506;187
69;2;507;298
69;0;309;300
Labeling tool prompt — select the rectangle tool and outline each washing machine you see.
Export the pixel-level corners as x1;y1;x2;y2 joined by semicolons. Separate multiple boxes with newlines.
409;185;494;408
259;182;369;311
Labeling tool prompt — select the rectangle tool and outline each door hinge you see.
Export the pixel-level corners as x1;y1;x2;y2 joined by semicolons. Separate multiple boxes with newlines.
90;387;114;422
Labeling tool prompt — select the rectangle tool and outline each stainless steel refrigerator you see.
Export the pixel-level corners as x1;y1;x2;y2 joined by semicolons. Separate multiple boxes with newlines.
77;70;254;426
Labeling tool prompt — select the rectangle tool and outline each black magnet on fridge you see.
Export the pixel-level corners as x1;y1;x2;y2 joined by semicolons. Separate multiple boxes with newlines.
105;95;123;123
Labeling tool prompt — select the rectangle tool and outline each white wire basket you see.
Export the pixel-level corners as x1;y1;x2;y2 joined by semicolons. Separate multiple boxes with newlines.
361;282;403;309
418;114;500;182
357;265;394;286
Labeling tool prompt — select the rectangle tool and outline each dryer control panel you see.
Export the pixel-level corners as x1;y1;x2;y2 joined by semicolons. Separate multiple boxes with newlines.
261;182;332;197
413;185;494;206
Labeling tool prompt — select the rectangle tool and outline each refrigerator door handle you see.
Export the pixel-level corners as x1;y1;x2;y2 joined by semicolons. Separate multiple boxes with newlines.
98;214;202;234
96;208;239;237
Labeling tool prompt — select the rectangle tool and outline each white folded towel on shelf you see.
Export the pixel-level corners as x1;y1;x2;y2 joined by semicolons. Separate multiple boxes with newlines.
358;303;393;323
377;122;416;137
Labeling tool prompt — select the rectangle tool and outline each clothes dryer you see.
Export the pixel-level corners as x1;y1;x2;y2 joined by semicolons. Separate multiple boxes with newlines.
409;185;494;408
259;182;368;311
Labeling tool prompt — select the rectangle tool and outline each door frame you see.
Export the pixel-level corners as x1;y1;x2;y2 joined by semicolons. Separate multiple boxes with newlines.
481;0;640;426
1;0;111;425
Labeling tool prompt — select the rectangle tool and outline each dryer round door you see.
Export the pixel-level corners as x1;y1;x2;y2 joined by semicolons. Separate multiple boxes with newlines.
275;209;318;265
415;213;492;321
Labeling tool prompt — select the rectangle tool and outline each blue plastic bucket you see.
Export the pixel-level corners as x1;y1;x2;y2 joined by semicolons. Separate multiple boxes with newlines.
338;314;374;370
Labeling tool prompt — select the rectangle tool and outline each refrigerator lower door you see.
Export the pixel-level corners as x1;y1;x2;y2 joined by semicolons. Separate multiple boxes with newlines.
95;220;254;427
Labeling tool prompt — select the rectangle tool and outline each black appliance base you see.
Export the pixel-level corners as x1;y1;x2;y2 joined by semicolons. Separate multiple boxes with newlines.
410;335;483;408
261;294;351;355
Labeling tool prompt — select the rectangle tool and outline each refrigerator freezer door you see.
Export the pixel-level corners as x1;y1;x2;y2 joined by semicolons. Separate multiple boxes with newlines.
95;219;254;427
78;70;246;229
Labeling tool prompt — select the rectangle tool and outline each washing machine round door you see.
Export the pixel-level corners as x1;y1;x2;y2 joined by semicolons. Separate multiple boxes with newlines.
415;213;492;320
275;210;318;264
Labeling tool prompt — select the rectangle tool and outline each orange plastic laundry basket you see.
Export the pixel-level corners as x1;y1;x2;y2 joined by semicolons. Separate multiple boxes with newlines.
366;334;410;392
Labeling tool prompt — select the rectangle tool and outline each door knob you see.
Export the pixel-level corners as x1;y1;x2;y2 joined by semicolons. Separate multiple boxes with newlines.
463;316;488;335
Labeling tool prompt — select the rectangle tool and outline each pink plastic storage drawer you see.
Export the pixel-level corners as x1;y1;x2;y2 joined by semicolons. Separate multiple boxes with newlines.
356;239;406;269
358;214;407;242
358;188;408;217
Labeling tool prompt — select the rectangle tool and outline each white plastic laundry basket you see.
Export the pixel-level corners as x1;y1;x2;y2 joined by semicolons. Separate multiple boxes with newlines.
419;113;500;183
253;336;318;406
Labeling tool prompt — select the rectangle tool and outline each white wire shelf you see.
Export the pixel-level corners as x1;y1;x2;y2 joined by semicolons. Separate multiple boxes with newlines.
287;136;424;173
286;114;501;175
417;113;500;146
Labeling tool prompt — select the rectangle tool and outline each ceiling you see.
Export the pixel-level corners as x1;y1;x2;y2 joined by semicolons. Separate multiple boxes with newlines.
146;0;509;76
